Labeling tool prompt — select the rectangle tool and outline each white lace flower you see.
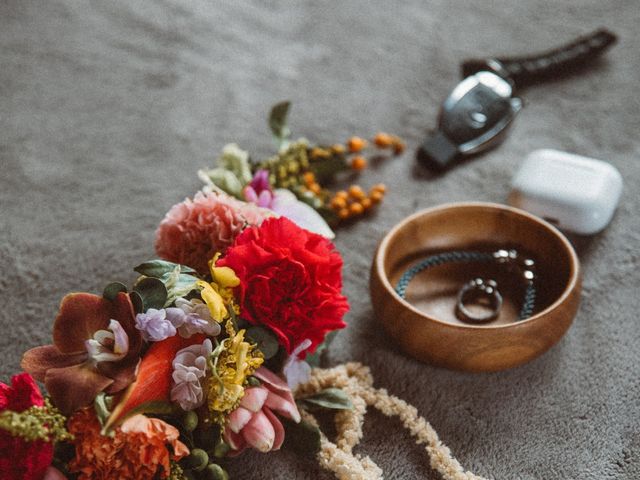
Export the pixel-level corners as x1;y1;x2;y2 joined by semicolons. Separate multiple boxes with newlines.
171;339;213;411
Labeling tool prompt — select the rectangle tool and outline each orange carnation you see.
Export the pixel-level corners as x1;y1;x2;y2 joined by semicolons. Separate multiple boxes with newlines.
68;409;189;480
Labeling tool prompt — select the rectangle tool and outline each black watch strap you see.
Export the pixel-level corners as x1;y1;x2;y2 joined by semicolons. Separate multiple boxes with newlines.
461;28;617;89
419;131;459;171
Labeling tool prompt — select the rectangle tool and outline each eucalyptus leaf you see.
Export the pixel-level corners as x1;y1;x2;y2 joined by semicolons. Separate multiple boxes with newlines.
281;418;321;458
134;259;196;278
133;277;168;311
103;282;128;301
269;101;291;147
130;290;144;314
298;388;353;411
235;316;251;330
246;325;279;360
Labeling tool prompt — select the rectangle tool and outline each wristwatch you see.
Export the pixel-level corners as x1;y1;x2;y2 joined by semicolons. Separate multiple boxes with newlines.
418;28;617;171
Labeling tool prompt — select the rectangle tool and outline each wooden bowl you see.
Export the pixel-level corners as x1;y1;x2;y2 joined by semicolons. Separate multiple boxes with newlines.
370;202;581;372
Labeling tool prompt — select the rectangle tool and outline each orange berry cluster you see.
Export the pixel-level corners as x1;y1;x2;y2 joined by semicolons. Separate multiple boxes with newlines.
373;133;405;154
302;171;322;194
344;133;405;172
329;184;387;221
304;132;402;224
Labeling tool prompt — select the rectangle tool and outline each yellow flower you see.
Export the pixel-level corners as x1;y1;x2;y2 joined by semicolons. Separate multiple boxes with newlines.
197;280;227;322
208;328;263;423
197;254;241;322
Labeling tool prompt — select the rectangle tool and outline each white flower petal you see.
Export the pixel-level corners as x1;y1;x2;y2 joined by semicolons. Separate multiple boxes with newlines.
271;189;335;239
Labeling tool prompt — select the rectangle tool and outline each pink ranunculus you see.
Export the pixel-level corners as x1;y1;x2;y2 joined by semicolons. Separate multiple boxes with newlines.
223;367;301;455
155;191;271;274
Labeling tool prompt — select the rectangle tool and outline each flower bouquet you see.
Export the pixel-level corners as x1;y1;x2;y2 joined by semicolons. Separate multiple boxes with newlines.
1;103;403;480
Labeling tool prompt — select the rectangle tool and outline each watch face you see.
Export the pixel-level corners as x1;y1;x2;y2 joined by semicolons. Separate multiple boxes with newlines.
440;72;522;153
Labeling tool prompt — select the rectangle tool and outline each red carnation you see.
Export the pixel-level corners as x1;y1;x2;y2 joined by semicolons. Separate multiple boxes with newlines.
0;373;54;480
218;217;349;356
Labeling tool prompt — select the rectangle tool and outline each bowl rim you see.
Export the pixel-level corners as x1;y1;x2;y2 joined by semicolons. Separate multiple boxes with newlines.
374;201;581;331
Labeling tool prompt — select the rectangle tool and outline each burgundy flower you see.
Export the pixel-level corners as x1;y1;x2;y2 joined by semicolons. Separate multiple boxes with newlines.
21;292;142;415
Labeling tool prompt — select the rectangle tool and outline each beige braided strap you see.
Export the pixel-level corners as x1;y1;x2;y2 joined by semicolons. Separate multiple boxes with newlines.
296;363;488;480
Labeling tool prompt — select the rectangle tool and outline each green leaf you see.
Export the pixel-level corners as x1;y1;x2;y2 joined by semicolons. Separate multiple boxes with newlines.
94;392;113;427
269;101;291;146
246;326;280;360
305;348;323;368
133;277;168;311
282;418;321;458
305;331;339;367
134;260;196;278
103;282;128;301
130;290;144;314
298;388;353;411
235;317;251;330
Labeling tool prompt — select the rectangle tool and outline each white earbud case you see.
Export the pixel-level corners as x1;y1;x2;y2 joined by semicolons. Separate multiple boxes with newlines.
509;149;623;235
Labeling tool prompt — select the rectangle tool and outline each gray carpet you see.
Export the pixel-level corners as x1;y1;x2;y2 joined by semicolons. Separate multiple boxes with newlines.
1;1;639;479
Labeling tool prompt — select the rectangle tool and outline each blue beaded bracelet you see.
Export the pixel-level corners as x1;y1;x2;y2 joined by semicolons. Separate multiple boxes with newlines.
395;249;536;322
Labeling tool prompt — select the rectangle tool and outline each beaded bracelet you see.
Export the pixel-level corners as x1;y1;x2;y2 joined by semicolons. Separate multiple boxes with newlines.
395;249;536;323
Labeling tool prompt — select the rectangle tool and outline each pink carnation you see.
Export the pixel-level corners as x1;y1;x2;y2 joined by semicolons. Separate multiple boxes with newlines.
155;191;270;274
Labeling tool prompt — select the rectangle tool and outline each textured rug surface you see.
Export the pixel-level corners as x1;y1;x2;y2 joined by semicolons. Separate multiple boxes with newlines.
1;1;639;479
